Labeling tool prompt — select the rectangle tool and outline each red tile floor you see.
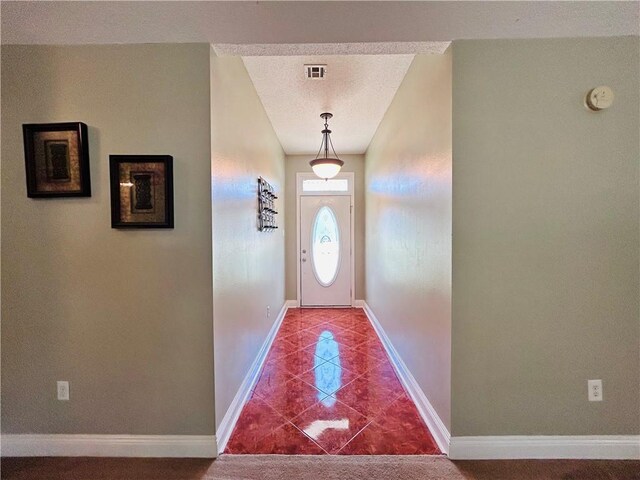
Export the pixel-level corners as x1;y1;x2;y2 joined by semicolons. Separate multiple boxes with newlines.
225;308;441;455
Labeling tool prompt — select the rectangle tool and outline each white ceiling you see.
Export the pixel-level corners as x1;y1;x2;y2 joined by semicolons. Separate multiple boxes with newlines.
2;1;638;45
242;54;417;154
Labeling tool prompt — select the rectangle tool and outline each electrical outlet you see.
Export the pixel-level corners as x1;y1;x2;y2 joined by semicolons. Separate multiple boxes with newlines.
588;379;603;402
57;381;69;401
266;306;271;318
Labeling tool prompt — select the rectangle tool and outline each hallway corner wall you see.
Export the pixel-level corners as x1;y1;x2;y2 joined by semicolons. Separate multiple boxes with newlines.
210;50;286;429
364;51;453;432
451;36;640;437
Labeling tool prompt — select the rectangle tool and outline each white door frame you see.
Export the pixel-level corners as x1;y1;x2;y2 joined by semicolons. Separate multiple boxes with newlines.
296;172;355;307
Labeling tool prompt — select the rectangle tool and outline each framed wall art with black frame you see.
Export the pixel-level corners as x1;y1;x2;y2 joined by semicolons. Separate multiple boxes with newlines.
23;122;91;198
109;155;174;229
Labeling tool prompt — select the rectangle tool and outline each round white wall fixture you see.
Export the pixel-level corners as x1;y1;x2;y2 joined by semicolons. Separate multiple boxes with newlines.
586;86;614;111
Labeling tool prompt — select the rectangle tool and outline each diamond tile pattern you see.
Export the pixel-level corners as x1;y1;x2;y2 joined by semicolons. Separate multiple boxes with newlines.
224;308;441;455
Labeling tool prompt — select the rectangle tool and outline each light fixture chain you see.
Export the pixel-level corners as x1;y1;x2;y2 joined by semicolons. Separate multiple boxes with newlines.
328;134;340;161
324;127;329;159
314;138;324;160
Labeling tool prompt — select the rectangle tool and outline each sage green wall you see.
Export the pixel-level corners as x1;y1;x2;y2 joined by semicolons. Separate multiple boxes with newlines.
284;154;365;302
365;52;453;431
210;52;286;429
451;37;640;436
1;44;214;434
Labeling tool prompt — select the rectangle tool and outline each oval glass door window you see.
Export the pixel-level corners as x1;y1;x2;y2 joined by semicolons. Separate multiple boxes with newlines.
311;206;340;286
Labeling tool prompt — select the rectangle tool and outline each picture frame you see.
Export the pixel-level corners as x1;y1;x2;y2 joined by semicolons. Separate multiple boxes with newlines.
22;122;91;197
109;155;174;229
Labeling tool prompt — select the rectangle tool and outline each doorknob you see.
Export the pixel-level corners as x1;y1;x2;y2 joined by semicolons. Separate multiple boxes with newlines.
302;249;307;254
302;258;307;262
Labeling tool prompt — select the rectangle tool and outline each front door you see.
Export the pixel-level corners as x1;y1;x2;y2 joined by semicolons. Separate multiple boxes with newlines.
300;195;351;306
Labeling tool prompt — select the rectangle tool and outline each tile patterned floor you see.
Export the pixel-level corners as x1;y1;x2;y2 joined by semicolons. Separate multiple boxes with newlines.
225;308;441;455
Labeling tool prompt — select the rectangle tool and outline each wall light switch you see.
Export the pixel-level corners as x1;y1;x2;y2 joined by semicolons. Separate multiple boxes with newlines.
57;381;69;401
588;379;602;402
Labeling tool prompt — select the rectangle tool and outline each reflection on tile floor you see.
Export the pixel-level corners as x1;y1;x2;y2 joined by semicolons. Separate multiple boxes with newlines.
225;308;441;455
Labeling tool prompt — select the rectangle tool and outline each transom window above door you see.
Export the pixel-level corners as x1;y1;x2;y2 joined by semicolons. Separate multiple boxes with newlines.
303;178;349;193
298;172;353;197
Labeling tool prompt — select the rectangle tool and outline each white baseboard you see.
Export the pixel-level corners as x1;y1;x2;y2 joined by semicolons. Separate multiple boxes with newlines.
215;302;289;454
361;302;640;460
0;434;216;458
288;300;364;308
449;435;640;460
361;302;451;454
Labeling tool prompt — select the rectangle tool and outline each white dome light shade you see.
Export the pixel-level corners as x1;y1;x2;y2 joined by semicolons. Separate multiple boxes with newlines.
310;112;344;179
310;158;344;179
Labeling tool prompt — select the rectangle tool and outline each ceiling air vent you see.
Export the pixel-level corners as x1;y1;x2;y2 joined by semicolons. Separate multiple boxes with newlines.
305;65;327;79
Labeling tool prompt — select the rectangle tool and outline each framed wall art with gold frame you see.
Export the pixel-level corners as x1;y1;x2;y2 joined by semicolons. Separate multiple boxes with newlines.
23;122;91;198
109;155;174;229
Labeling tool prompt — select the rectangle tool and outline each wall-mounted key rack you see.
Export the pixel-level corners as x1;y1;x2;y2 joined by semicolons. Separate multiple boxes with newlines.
258;177;278;231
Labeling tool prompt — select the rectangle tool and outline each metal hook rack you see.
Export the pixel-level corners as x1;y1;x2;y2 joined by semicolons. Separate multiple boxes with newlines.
258;177;278;231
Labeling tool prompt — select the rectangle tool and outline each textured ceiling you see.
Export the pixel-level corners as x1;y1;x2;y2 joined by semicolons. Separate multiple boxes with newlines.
242;54;415;155
215;42;451;57
2;1;638;45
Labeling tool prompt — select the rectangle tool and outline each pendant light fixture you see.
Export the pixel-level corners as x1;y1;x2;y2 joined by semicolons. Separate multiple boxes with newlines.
310;112;344;180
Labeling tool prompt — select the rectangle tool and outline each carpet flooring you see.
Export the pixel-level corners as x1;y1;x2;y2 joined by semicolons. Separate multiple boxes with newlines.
2;456;639;480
